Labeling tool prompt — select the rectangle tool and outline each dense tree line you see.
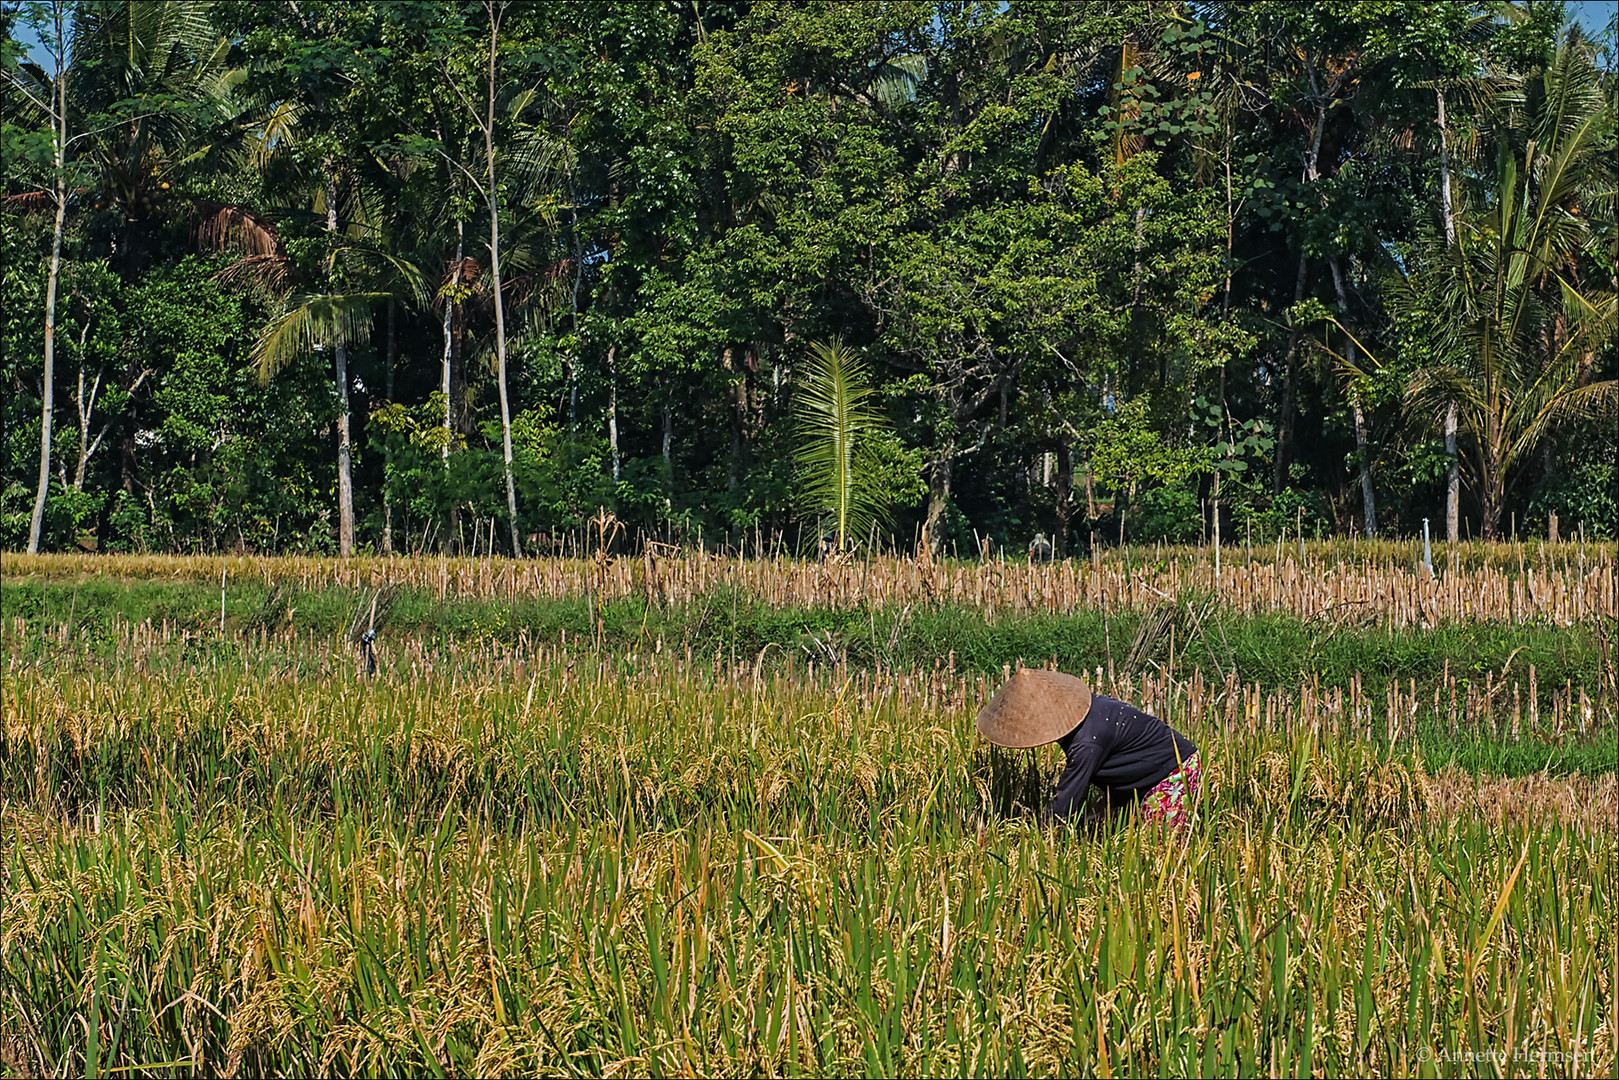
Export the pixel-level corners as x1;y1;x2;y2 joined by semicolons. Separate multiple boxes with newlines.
3;0;1614;556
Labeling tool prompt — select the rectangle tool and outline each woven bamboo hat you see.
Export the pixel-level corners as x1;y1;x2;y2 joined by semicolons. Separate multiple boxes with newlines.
975;668;1094;748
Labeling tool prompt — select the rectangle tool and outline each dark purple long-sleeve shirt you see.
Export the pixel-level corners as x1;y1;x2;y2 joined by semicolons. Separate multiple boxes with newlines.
1046;695;1197;822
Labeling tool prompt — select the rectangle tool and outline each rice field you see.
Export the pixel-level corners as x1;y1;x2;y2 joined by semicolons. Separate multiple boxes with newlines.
2;551;1616;1077
6;538;1616;626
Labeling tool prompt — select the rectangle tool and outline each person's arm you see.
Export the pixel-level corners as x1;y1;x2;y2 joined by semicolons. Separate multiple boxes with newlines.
1045;738;1106;823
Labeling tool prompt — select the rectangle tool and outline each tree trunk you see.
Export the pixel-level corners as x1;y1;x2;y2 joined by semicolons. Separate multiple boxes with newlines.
483;2;521;557
924;448;953;557
724;346;741;491
1479;402;1507;542
1445;403;1459;544
382;298;396;554
27;15;68;553
1131;203;1147;309
335;340;354;557
1222;114;1235;315
1480;461;1502;540
1436;87;1456;247
326;173;355;558
607;345;620;482
442;221;461;461
662;403;672;464
1436;87;1460;545
1119;480;1131;546
72;364;99;490
1273;254;1309;494
567;169;583;428
27;82;66;555
1056;440;1073;557
1330;256;1376;538
1351;393;1377;538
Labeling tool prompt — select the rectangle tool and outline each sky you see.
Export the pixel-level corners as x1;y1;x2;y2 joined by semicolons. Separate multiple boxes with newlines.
1570;0;1619;41
1572;0;1617;32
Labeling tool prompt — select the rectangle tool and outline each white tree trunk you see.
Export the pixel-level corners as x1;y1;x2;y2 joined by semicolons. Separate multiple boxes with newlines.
607;345;620;482
336;343;354;556
1436;87;1456;246
484;2;521;557
567;170;583;428
73;365;99;489
1330;256;1376;537
1445;403;1459;544
28;32;68;556
441;220;461;461
1437;88;1460;545
327;173;355;558
382;298;395;554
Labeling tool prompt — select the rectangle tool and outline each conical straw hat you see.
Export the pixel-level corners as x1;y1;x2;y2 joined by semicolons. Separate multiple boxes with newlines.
975;668;1094;748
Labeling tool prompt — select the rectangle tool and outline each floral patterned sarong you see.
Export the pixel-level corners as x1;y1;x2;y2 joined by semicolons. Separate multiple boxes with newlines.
1137;752;1200;829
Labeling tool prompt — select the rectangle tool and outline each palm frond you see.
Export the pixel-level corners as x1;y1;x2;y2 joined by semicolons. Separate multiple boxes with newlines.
1503;379;1618;478
1387;36;1613;534
195;202;283;257
2;191;57;213
214;253;298;297
335;246;430;309
870;53;927;111
250;292;392;384
506;128;569;212
251;101;302;167
794;339;892;551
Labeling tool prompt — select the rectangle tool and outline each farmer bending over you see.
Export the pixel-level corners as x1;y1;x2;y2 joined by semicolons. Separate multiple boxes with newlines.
977;668;1200;827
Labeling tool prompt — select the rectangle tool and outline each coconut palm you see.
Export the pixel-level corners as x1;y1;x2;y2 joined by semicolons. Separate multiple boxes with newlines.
793;339;891;553
67;1;249;277
1396;38;1616;540
244;219;426;555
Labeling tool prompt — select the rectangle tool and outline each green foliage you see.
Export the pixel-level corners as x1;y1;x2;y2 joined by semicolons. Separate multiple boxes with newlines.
1132;482;1203;544
250;293;392;384
1528;421;1619;539
1092;398;1210;492
0;1;1611;554
1391;38;1617;538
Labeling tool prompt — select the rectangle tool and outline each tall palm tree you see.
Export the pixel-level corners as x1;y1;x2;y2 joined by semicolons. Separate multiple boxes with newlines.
68;0;242;279
1397;39;1616;540
243;211;426;557
1374;7;1498;543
